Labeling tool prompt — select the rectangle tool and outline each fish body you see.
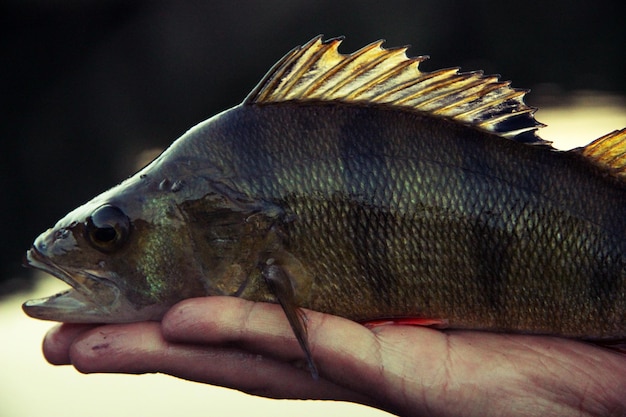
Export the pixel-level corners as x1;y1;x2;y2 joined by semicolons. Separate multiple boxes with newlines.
192;103;626;338
24;37;626;353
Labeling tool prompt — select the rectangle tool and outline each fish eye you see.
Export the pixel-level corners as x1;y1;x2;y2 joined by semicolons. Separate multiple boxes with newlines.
85;204;130;252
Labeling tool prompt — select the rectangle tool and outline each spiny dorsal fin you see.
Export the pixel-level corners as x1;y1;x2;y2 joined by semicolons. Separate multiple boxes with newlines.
581;128;626;179
245;36;547;144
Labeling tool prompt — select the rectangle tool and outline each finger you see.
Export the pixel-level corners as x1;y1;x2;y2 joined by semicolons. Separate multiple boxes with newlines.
161;296;445;408
162;297;626;416
162;296;373;355
162;297;383;370
162;296;303;347
68;322;373;405
162;297;391;406
42;323;99;365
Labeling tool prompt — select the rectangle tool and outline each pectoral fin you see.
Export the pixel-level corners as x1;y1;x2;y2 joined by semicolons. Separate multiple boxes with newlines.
262;259;319;379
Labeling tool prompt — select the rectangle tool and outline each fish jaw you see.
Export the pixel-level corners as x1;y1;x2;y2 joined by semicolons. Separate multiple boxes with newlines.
23;288;110;322
22;247;162;323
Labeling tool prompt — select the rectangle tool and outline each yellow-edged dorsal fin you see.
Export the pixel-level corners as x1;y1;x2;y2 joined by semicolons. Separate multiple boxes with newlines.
581;128;626;179
245;36;547;144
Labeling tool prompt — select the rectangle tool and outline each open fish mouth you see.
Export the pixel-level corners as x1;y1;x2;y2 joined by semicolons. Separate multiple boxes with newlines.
22;247;120;322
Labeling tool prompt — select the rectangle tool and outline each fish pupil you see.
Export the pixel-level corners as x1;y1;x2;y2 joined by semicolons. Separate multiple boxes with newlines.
93;226;117;243
85;204;130;252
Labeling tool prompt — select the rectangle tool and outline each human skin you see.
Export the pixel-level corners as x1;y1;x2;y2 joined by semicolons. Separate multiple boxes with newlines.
42;296;626;417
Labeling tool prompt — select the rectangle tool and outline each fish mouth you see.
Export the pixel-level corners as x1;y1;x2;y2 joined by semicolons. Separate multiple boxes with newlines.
22;247;121;322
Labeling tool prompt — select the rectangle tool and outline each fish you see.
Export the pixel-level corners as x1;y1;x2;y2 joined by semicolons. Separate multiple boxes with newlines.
23;36;626;376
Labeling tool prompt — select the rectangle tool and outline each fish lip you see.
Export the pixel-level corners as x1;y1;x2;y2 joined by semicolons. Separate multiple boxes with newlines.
25;246;115;291
23;246;120;320
25;246;77;288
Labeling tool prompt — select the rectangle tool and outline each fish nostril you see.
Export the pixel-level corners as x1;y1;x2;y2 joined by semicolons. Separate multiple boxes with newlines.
53;229;70;241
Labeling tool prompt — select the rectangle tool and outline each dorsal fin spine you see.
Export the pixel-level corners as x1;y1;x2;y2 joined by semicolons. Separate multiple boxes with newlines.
306;41;384;96
412;74;487;111
322;46;407;99
392;69;462;106
451;84;515;119
275;37;338;101
365;61;427;101
427;75;506;110
246;36;547;144
432;79;505;116
351;59;423;100
278;45;329;100
473;107;535;125
360;61;424;101
248;36;319;104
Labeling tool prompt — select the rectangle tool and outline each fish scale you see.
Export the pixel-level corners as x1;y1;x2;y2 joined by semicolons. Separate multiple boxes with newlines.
204;104;626;335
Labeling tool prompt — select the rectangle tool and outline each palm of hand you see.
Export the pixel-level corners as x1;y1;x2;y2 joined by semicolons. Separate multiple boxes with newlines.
43;297;626;417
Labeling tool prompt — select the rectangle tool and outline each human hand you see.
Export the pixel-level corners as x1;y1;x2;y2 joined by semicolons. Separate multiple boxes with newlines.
43;296;626;417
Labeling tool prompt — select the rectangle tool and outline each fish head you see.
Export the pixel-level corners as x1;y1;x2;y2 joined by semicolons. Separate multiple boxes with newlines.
22;164;209;323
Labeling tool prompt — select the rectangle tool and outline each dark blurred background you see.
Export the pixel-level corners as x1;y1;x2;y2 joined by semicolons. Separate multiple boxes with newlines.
1;0;625;292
